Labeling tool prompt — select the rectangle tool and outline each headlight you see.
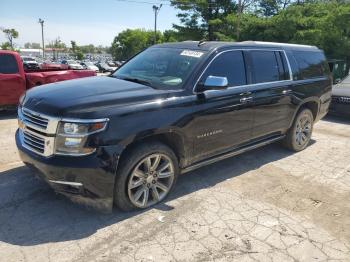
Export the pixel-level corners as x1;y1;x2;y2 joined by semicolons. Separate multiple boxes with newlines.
55;120;108;156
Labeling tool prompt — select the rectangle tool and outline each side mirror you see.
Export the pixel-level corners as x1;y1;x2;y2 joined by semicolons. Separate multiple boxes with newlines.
197;76;228;92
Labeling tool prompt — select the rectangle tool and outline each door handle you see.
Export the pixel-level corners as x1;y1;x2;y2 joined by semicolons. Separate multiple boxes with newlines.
282;89;292;95
240;97;253;103
240;91;252;96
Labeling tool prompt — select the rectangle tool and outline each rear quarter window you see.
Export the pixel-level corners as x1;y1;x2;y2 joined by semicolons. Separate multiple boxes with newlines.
0;54;19;74
249;50;284;84
292;51;327;80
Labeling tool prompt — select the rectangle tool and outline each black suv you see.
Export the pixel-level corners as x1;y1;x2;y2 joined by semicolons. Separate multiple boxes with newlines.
16;41;332;212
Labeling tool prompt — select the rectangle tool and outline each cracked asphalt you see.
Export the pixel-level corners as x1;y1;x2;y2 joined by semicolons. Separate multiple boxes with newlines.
0;112;349;262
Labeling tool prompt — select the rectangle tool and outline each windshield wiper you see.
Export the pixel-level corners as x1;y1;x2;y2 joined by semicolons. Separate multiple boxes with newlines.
117;76;153;87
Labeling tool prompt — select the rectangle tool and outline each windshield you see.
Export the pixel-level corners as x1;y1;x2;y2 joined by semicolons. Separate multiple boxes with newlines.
113;47;206;90
67;60;77;64
23;57;35;62
85;62;94;66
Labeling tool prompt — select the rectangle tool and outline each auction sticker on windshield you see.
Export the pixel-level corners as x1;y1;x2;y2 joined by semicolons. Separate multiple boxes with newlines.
180;50;204;58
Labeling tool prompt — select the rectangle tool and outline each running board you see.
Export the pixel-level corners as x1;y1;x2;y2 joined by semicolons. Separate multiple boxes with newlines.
181;135;285;174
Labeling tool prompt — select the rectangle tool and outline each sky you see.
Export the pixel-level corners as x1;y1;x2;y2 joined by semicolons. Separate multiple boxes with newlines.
0;0;180;47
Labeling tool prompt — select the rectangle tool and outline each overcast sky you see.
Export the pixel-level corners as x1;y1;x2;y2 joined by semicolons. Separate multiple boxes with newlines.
0;0;179;47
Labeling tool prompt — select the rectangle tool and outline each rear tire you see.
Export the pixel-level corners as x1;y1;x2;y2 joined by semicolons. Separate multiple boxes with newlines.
114;142;179;211
282;108;314;152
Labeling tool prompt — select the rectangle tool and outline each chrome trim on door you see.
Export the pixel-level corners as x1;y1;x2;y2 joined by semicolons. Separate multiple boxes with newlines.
48;180;83;187
192;48;293;95
181;135;285;174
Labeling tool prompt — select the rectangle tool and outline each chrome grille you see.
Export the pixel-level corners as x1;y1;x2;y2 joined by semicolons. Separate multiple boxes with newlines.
22;108;49;129
332;96;350;104
23;131;45;154
18;107;58;157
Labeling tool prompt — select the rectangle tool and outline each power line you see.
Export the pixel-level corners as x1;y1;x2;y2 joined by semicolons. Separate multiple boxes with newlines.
114;0;223;8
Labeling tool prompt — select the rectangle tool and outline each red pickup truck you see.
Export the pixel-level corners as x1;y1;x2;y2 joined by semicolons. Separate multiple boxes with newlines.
0;50;96;109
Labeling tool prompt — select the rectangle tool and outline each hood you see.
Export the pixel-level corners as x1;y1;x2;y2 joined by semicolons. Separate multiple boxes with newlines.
332;80;350;97
22;76;173;117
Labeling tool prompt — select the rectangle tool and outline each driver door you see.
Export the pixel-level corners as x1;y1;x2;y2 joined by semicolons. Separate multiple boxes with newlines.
0;53;25;107
189;50;255;162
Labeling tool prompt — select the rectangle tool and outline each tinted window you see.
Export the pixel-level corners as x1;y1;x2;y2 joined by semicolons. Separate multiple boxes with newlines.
250;51;281;83
0;54;19;74
201;51;246;86
293;51;326;79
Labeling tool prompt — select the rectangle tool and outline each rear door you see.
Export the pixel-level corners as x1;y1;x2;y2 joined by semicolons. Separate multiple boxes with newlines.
190;50;255;162
0;53;26;107
246;50;295;139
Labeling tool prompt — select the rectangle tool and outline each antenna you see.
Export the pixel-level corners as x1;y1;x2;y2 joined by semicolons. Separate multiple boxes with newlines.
198;40;206;47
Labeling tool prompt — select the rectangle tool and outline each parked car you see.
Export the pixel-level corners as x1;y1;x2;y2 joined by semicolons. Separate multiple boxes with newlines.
21;56;40;71
95;62;115;73
0;50;96;109
107;61;118;70
329;74;350;116
80;61;99;72
40;61;69;70
16;41;332;212
61;60;84;70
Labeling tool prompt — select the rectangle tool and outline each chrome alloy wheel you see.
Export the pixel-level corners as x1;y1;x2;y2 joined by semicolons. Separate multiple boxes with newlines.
295;114;312;147
127;153;175;208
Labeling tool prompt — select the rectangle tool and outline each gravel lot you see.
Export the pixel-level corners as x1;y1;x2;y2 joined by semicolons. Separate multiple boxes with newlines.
0;112;349;262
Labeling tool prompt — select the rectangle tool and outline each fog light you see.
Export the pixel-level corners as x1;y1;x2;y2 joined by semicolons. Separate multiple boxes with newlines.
64;137;82;147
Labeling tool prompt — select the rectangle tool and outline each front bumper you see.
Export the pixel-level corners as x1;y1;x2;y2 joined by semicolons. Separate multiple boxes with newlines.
16;129;122;212
329;100;350;117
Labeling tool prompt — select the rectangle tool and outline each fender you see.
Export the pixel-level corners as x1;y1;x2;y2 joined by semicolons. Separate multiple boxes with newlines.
288;96;320;128
117;127;191;167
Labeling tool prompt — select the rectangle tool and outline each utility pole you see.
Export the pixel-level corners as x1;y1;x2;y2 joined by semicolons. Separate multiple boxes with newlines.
152;4;162;44
38;18;45;59
207;0;213;41
236;0;242;41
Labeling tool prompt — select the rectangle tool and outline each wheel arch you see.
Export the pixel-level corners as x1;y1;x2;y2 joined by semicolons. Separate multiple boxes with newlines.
289;98;320;128
117;129;189;171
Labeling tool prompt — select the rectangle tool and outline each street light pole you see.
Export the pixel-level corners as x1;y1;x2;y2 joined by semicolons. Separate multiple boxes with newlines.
152;4;162;44
38;18;45;59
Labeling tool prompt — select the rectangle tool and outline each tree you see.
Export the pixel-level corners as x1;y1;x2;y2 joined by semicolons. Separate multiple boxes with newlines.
162;30;180;42
24;42;41;49
46;37;66;60
110;29;156;60
2;28;19;50
80;44;96;54
170;0;237;41
1;42;12;50
236;1;350;62
258;0;292;16
70;41;77;53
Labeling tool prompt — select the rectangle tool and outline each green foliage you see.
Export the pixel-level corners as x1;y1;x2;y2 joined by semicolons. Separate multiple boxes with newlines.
75;50;84;60
24;42;41;49
110;29;159;60
171;1;350;61
1;42;12;50
70;41;77;53
171;0;237;41
248;2;350;61
2;28;19;49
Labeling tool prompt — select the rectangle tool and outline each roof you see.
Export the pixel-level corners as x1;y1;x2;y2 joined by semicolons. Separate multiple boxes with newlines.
154;41;320;52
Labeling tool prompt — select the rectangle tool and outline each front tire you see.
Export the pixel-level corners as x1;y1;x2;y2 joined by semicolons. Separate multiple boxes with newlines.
282;108;314;152
114;142;179;211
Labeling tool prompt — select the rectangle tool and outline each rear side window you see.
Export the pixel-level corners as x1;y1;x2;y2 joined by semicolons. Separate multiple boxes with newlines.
201;51;247;86
250;51;283;84
293;51;326;79
0;54;19;74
